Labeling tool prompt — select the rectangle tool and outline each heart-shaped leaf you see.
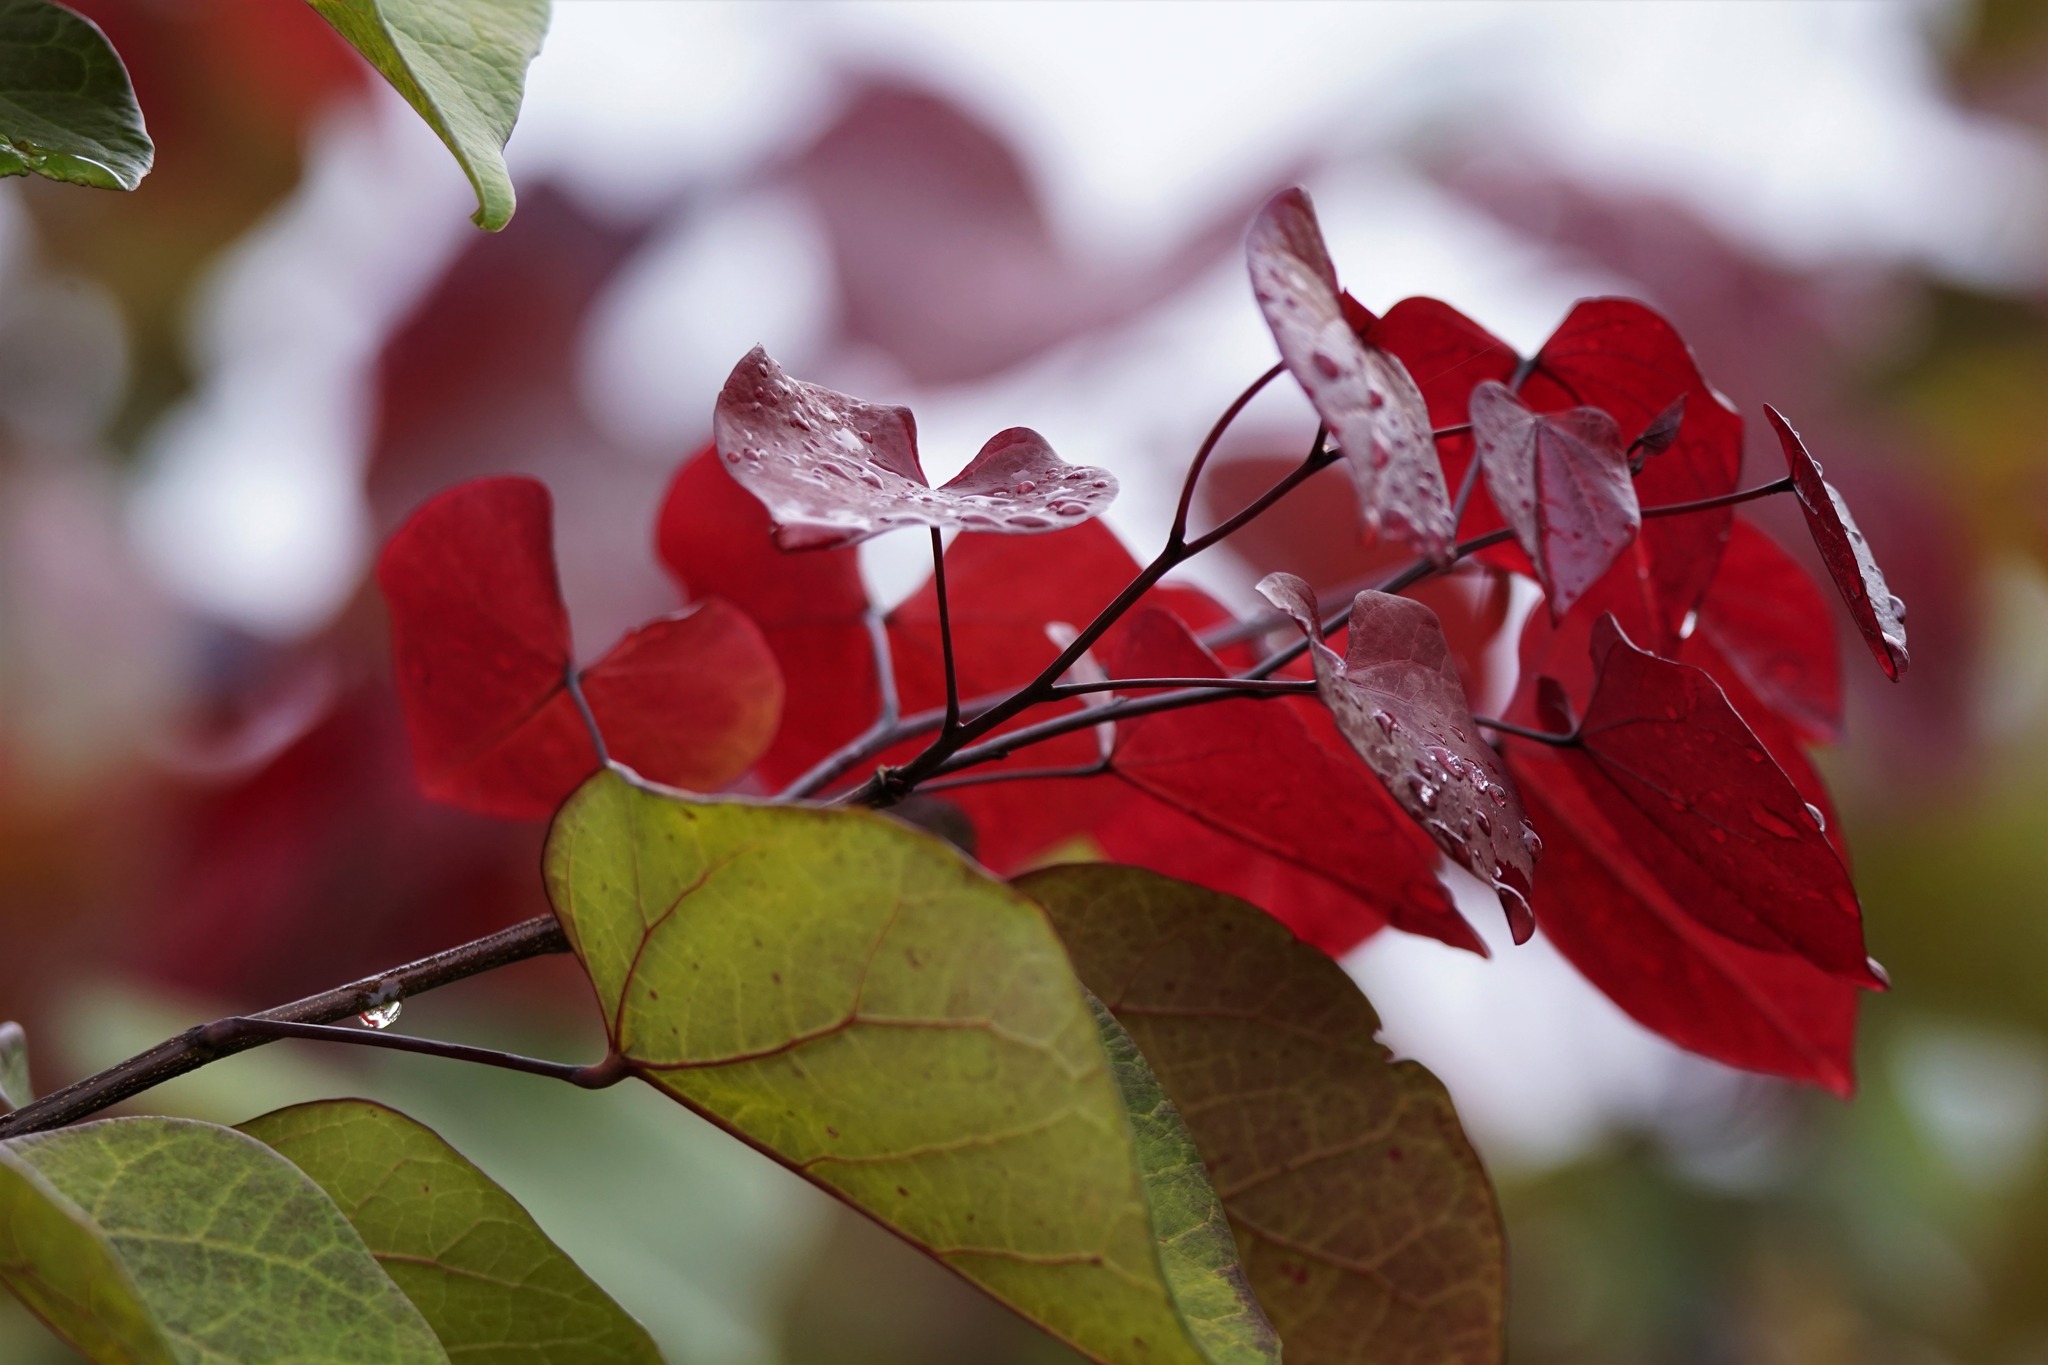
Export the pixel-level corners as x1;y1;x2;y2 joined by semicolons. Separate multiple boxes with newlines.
1695;518;1843;744
1;1116;448;1363
380;476;782;819
1468;379;1639;618
0;0;151;191
1247;190;1452;564
307;0;548;230
1765;404;1909;680
1101;608;1480;955
0;1022;26;1114
1021;863;1507;1364
1508;751;1860;1093
544;771;1277;1365
1258;573;1539;942
1541;615;1880;987
713;347;1116;550
241;1099;662;1364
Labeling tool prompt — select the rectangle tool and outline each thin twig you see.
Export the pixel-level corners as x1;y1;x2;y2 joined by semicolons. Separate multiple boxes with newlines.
564;665;610;765
930;529;962;733
1049;676;1318;698
917;758;1113;796
0;915;573;1138
1640;476;1793;519
1447;450;1483;538
196;1018;626;1089
1169;363;1284;548
778;611;902;800
1475;716;1577;746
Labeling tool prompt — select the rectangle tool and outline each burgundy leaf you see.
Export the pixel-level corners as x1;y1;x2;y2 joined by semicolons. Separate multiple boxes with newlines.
1247;190;1453;564
712;347;1116;550
1511;750;1859;1094
1695;518;1843;744
1103;609;1481;955
1258;573;1539;941
1542;615;1880;987
1766;404;1909;680
1468;379;1639;618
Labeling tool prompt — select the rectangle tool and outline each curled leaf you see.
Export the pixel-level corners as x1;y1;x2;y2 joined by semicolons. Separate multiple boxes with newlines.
1247;190;1452;564
1765;404;1908;680
1257;573;1538;941
713;347;1116;550
0;0;152;191
1468;379;1639;618
1629;393;1686;471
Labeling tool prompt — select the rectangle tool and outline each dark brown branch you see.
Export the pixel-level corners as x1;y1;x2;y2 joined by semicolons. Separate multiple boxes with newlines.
1640;475;1792;518
1476;716;1577;746
0;914;572;1138
929;528;962;733
195;1018;624;1089
1049;676;1318;698
1169;362;1284;548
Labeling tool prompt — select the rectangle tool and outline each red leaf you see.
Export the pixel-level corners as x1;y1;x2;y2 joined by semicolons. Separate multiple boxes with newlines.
1766;405;1909;680
1695;518;1843;744
1523;299;1743;644
1512;751;1858;1094
712;347;1116;550
1102;609;1480;954
1247;190;1452;564
1259;573;1538;941
657;447;879;787
382;477;781;819
1364;297;1520;539
1468;380;1639;617
1541;616;1879;987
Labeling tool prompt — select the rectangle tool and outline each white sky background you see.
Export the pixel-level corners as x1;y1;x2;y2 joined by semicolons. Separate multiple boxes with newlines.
126;0;2047;1168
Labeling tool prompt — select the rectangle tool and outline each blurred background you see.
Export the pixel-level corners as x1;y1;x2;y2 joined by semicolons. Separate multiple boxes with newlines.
1;1;2045;1360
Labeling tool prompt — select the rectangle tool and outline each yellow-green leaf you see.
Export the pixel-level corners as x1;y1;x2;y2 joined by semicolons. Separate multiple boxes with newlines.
0;0;152;191
1019;863;1506;1365
0;1116;450;1363
0;1023;27;1114
543;770;1278;1365
306;0;547;230
241;1098;663;1365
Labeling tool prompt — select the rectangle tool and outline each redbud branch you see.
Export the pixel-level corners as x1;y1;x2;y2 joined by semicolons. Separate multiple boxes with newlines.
1474;716;1577;746
930;529;962;733
196;1019;626;1089
1168;362;1284;549
1640;475;1793;518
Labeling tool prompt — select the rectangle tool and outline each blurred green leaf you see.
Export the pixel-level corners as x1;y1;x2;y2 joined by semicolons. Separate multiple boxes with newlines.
543;771;1277;1365
0;1115;448;1362
1020;863;1507;1364
240;1097;663;1365
0;1022;27;1113
0;0;151;191
307;0;547;230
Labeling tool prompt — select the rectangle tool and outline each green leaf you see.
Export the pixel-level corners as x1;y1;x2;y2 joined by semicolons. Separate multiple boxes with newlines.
1019;863;1507;1365
0;1023;28;1113
543;770;1278;1365
0;1116;450;1363
0;0;152;191
240;1098;664;1365
306;0;548;231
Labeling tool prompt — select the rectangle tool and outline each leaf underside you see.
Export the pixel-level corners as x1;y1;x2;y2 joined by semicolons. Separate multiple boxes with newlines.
0;0;152;190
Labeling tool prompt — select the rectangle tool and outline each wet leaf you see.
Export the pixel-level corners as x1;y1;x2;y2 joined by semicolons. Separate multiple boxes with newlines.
0;1116;448;1362
0;1023;25;1114
1021;863;1507;1364
307;0;547;230
1766;404;1909;680
1695;519;1843;744
240;1099;663;1364
1101;608;1479;955
543;771;1277;1365
1258;573;1538;942
713;347;1116;550
0;0;151;190
1247;190;1452;564
1468;379;1639;617
1539;615;1879;987
380;477;782;819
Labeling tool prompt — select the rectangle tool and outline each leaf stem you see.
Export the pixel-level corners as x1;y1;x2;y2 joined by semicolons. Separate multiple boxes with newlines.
1640;475;1793;519
930;528;962;733
1474;716;1577;746
1049;676;1318;698
564;665;609;766
195;1018;625;1089
778;611;903;799
1168;362;1284;549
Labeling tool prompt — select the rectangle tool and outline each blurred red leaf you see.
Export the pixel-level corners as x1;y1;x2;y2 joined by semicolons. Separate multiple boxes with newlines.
1469;379;1639;617
1695;518;1843;744
1767;405;1910;680
1536;616;1877;987
1260;574;1537;941
1248;190;1452;564
714;348;1116;550
1101;609;1479;954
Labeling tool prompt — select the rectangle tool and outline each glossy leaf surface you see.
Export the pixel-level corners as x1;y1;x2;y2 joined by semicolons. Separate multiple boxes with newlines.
241;1099;663;1364
544;771;1275;1365
713;347;1116;550
1247;190;1452;564
1023;864;1507;1364
0;1022;25;1113
1766;404;1909;680
1468;379;1638;617
307;0;547;230
0;0;150;190
1;1117;448;1362
1547;617;1878;986
1259;574;1538;942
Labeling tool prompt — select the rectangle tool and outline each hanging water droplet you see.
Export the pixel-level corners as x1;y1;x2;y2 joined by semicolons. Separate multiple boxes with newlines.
1407;775;1439;810
1371;709;1397;736
1678;609;1699;641
1521;823;1543;859
359;1000;402;1030
1804;802;1826;832
1885;594;1907;621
